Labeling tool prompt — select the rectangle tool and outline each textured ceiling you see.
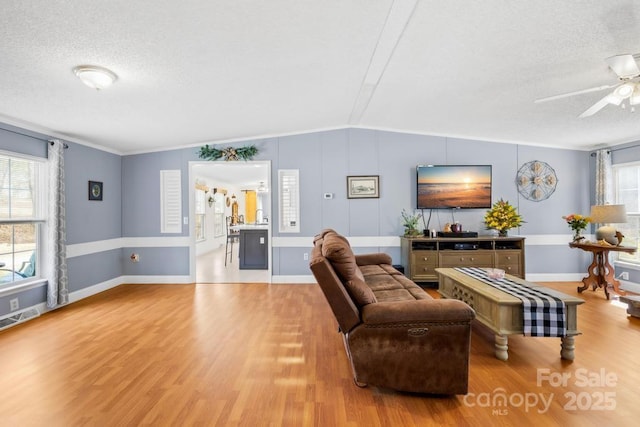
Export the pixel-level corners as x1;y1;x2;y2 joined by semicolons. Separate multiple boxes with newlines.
2;1;640;154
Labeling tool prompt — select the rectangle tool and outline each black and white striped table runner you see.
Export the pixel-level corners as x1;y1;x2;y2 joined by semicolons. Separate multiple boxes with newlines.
455;267;566;337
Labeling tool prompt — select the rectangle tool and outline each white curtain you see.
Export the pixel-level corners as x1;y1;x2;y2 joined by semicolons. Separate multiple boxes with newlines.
47;140;69;308
595;149;612;206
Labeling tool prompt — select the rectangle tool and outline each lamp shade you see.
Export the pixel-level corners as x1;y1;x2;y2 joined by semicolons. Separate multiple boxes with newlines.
590;204;627;224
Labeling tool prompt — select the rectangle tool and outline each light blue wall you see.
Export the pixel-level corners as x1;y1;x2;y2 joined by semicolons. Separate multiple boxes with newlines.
122;150;191;237
0;125;123;317
261;129;592;276
1;121;598;318
0;124;48;158
65;143;122;244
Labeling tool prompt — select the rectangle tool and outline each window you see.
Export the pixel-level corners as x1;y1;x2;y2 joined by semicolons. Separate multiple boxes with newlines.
195;189;206;241
213;192;224;237
0;153;45;286
613;162;640;264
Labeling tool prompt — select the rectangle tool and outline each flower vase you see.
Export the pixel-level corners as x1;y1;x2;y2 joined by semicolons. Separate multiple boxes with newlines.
498;229;508;237
572;230;583;242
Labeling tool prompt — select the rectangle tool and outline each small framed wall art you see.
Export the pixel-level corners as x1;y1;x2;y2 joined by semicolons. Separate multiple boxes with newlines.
88;180;103;201
347;175;380;199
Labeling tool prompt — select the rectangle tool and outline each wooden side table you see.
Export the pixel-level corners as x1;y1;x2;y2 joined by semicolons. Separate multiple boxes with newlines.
569;242;636;299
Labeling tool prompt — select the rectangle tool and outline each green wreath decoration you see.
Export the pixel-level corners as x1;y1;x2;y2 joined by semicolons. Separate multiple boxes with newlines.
198;144;258;161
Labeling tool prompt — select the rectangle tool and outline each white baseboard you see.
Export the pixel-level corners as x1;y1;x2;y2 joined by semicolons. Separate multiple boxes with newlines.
271;275;317;284
22;277;125;319
69;277;123;303
620;280;640;294
525;273;586;283
119;275;193;284
32;275;192;317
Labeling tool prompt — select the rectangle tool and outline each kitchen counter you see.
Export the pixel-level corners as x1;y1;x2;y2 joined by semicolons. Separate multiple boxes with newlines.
231;227;269;269
230;223;269;231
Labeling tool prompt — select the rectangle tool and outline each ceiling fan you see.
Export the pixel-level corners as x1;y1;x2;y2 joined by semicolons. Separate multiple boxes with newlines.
535;54;640;117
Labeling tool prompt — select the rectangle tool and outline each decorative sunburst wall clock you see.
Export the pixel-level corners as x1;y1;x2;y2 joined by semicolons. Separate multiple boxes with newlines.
516;160;557;201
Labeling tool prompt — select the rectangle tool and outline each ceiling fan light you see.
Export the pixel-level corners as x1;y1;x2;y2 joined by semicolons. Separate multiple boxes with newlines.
73;65;117;90
614;83;634;98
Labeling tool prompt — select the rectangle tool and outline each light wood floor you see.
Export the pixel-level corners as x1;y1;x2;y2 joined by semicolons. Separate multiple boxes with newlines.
0;282;638;426
196;245;269;284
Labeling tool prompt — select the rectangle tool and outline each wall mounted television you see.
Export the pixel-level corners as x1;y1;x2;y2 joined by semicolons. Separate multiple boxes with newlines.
416;165;492;209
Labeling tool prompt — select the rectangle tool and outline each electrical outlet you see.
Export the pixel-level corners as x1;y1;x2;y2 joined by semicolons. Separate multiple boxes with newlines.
303;253;309;260
9;298;19;311
620;272;629;280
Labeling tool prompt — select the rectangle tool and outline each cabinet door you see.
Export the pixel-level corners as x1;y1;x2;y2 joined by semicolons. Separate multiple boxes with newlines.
495;251;522;277
239;230;268;269
439;251;493;268
411;250;438;281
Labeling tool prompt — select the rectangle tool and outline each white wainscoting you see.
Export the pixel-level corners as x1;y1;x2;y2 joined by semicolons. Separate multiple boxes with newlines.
65;233;595;286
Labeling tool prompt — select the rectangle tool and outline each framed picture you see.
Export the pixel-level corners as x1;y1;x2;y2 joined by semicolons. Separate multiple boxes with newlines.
88;181;103;201
347;175;380;199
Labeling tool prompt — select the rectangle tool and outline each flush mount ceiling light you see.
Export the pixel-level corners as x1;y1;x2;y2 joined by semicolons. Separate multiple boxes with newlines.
72;65;117;90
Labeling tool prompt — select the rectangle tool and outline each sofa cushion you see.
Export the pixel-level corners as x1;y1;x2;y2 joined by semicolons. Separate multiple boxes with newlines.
371;288;417;301
321;232;362;282
364;270;432;302
358;264;390;277
345;277;378;307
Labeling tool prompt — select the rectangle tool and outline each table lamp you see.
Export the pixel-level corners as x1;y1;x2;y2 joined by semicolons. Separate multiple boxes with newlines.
590;204;627;245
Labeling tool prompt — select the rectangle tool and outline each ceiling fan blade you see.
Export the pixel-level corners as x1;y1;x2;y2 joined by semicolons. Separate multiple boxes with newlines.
534;84;618;103
579;94;614;118
605;54;640;79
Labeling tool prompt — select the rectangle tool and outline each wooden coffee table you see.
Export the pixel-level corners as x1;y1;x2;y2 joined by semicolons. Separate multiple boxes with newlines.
436;268;584;361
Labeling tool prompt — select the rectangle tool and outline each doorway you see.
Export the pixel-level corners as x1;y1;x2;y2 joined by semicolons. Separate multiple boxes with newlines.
189;160;271;283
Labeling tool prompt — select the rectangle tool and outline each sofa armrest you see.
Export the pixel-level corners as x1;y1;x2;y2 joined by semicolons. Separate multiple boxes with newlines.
355;253;392;266
361;299;475;325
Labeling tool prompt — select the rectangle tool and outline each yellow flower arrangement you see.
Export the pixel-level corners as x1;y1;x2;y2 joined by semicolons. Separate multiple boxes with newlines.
484;199;524;236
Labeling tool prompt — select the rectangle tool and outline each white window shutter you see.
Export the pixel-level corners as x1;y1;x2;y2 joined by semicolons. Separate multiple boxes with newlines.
278;169;300;233
160;170;182;233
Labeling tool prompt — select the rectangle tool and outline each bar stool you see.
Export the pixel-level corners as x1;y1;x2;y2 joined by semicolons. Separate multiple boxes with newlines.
225;216;240;266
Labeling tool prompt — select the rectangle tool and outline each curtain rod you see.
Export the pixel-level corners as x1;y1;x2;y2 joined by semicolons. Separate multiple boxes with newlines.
49;140;69;149
1;125;68;148
590;143;640;156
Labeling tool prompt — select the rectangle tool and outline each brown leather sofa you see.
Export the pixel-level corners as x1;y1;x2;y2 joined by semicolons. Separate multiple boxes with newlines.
309;229;475;395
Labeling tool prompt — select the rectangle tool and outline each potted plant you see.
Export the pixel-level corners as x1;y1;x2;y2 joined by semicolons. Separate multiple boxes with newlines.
484;199;524;237
401;209;422;236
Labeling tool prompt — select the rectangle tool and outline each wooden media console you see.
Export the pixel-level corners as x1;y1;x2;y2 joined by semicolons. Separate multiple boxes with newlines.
401;236;525;283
